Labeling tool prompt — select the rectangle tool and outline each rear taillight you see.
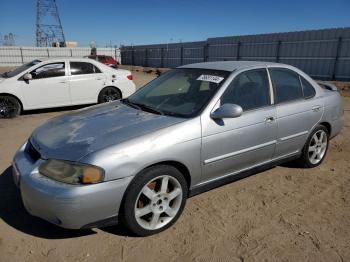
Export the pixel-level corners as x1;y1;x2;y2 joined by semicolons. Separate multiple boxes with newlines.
127;75;133;80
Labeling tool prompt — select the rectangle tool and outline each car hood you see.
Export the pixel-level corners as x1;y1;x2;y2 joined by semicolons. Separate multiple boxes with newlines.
30;101;186;161
0;77;5;84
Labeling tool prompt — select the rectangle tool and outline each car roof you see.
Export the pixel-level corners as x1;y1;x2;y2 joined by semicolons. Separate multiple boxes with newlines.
89;55;111;57
179;61;284;72
39;57;100;63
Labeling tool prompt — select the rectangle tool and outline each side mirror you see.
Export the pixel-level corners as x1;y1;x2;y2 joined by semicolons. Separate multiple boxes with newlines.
210;104;243;119
23;73;32;81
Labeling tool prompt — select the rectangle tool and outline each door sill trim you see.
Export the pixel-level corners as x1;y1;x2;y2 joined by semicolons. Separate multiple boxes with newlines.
189;152;300;197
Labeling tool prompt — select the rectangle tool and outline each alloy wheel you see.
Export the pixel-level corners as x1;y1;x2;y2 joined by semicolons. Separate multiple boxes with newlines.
134;175;183;230
0;97;18;118
101;87;120;102
308;130;328;165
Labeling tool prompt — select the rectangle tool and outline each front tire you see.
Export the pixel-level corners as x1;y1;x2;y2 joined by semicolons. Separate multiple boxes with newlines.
119;165;188;236
0;95;21;118
299;125;329;168
98;87;121;103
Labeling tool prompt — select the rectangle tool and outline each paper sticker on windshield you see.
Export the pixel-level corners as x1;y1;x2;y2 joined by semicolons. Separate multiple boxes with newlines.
197;75;224;84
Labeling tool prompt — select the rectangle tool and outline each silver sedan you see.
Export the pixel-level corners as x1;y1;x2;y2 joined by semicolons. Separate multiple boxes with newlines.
13;61;343;236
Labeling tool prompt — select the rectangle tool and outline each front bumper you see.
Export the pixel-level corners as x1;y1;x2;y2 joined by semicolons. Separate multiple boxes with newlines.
13;141;133;229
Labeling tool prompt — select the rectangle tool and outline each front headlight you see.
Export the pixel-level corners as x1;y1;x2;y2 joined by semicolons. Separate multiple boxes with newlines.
38;159;104;185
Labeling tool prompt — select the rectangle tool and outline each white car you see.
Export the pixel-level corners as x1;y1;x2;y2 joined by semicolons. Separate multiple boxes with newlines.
0;58;136;118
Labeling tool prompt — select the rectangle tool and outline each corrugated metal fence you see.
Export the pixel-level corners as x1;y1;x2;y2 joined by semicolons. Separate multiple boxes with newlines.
122;41;206;69
0;47;121;67
121;28;350;80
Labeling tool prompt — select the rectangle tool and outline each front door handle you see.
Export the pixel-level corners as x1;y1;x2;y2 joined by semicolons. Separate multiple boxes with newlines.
96;77;103;80
59;81;67;84
265;116;275;123
312;105;321;112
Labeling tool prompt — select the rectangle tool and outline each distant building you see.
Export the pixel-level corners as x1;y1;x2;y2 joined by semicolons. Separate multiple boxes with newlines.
65;41;78;48
51;41;78;48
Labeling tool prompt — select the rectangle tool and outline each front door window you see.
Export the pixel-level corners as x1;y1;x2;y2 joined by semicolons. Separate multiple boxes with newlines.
30;63;65;79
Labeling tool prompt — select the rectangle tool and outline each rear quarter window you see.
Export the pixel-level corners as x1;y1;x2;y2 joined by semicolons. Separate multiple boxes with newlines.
300;77;316;98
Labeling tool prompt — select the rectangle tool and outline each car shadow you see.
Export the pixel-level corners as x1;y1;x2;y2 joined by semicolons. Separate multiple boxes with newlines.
21;104;93;116
0;166;96;239
279;159;303;169
99;225;135;237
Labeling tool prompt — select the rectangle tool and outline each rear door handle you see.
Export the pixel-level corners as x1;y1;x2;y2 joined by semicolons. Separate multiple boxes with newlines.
265;116;275;123
96;77;103;80
312;105;321;112
59;81;67;84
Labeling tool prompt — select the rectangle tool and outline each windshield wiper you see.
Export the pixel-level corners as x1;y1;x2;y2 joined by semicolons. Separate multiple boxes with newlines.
122;99;163;115
122;98;141;110
162;110;186;118
122;99;171;116
136;103;164;115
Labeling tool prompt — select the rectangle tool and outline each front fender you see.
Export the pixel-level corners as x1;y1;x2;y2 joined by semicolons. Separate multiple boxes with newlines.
79;118;202;187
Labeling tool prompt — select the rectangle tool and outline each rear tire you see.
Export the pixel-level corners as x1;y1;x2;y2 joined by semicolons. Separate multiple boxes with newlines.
299;125;329;168
98;87;121;103
119;165;188;236
0;95;21;118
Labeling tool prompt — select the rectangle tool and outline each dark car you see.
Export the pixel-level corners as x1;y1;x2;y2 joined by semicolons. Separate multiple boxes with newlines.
87;55;119;68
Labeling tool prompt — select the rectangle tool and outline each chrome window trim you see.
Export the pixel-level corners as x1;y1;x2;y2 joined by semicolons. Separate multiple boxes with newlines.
266;67;275;105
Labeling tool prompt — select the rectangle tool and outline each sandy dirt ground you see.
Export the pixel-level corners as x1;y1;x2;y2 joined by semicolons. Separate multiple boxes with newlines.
0;67;350;262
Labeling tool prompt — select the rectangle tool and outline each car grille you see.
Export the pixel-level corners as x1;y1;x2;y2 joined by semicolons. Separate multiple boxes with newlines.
25;141;41;162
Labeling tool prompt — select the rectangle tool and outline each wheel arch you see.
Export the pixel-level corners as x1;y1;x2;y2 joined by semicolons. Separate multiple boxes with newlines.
145;160;192;189
0;93;23;111
118;160;191;236
319;121;331;136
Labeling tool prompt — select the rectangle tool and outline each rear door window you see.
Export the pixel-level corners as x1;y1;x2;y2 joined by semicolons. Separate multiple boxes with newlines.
70;62;101;75
269;68;303;103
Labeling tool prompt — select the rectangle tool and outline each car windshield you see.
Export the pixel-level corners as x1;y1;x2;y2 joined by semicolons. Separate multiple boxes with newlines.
124;68;230;118
2;60;41;78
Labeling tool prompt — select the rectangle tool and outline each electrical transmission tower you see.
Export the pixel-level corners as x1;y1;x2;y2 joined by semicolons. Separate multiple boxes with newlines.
3;33;16;46
36;0;66;47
